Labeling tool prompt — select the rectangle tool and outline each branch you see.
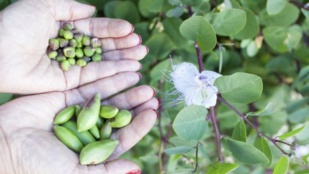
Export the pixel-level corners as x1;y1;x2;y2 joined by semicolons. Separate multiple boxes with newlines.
209;107;224;162
217;96;291;155
194;142;200;172
290;0;309;11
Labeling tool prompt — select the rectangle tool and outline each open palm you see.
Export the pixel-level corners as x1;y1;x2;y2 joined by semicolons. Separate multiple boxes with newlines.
0;0;147;94
0;85;158;174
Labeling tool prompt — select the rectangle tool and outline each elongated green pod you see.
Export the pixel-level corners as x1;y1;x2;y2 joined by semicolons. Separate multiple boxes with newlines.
100;121;112;140
54;125;83;153
77;93;101;132
96;117;104;129
89;125;100;139
54;105;76;125
100;105;119;119
110;110;132;128
79;140;119;165
62;121;96;146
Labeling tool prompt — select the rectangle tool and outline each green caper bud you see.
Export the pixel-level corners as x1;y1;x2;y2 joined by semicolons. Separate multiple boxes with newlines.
56;53;66;62
63;47;75;58
59;38;69;48
75;48;84;58
69;39;78;48
100;121;112;140
83;47;95;57
58;29;65;37
49;39;59;51
48;50;58;59
89;125;100;139
74;33;83;43
83;57;91;63
68;58;76;65
63;30;74;40
61;60;70;71
92;54;102;62
63;22;74;30
82;36;91;46
95;47;103;54
110;110;132;128
54;125;83;153
54;105;76;125
77;59;87;67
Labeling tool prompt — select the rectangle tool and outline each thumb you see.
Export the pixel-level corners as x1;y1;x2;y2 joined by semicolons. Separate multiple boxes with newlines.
84;159;141;174
49;0;95;21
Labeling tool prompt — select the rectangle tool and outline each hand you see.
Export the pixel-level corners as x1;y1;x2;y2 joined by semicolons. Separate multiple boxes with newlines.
0;85;158;174
0;0;147;94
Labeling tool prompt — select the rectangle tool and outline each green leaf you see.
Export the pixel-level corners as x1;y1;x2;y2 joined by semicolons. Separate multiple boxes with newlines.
215;72;263;104
246;40;259;57
113;1;140;24
288;108;309;124
138;0;164;17
254;137;272;167
168;0;182;5
166;6;184;18
260;3;300;27
162;18;189;48
164;146;194;155
144;33;175;60
172;105;208;141
246;103;275;117
227;139;269;164
266;0;287;15
263;25;302;53
232;120;247;142
179;16;217;51
273;156;289;174
224;0;241;8
150;59;171;82
207;162;239;174
211;9;246;36
0;93;13;105
278;126;305;140
233;8;259;39
104;1;121;18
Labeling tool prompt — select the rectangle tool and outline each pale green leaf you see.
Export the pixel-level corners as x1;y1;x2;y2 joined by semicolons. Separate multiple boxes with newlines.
288;108;309;123
232;120;247;142
207;162;239;174
278;126;305;140
266;0;287;15
233;8;259;39
254;137;272;167
273;156;289;174
246;103;275;117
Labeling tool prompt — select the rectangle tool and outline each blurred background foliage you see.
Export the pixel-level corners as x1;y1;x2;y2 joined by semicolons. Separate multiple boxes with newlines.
1;0;309;173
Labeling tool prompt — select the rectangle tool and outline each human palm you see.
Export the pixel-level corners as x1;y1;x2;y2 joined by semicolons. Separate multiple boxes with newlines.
0;0;147;94
0;86;158;174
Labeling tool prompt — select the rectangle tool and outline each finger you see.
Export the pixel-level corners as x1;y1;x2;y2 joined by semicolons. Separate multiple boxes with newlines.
74;18;134;38
65;72;142;105
82;159;140;174
133;97;160;115
49;0;95;21
103;85;155;110
109;109;157;159
64;60;142;88
101;33;142;52
103;45;148;61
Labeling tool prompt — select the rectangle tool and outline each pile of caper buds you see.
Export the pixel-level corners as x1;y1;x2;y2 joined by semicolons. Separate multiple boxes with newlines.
53;93;132;165
47;22;103;71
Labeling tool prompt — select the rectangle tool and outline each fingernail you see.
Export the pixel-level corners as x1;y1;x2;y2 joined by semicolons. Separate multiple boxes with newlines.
154;109;159;119
138;34;142;45
131;24;135;33
126;169;141;174
145;46;149;53
137;72;142;80
139;63;143;70
152;88;156;97
157;98;161;107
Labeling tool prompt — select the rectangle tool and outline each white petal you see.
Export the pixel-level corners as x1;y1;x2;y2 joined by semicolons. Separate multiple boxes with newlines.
200;70;222;85
171;62;199;93
203;92;218;108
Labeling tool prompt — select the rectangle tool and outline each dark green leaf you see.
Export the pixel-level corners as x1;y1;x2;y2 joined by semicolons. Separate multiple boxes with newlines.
0;93;13;105
162;18;189;48
215;72;263;104
179;16;217;51
232;120;247;142
138;0;163;17
164;146;194;154
227;139;269;164
207;162;239;174
114;1;140;24
173;105;208;141
144;33;175;60
212;9;246;36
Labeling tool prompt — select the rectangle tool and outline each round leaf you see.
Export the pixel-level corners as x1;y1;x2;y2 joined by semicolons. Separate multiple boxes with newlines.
212;9;246;36
227;139;269;164
172;105;208;141
215;72;263;104
266;0;287;15
179;16;217;51
233;8;259;39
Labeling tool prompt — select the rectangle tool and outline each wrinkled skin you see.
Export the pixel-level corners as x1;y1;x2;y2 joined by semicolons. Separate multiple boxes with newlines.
0;0;148;94
0;0;157;173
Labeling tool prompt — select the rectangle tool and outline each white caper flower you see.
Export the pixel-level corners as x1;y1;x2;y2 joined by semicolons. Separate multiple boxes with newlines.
170;62;221;108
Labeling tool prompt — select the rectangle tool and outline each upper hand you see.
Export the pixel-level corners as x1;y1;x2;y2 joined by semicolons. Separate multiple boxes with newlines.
0;0;147;94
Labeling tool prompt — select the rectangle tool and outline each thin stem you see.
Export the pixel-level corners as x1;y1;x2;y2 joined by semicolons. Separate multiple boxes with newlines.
217;96;290;155
275;139;292;146
290;0;309;11
209;107;223;162
194;142;200;172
